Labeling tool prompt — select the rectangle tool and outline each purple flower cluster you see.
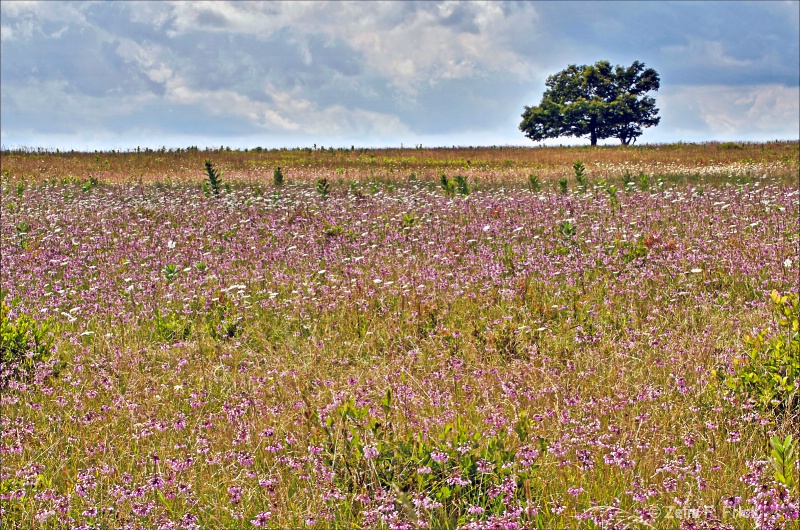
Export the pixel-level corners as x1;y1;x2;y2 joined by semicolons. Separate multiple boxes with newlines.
0;176;797;528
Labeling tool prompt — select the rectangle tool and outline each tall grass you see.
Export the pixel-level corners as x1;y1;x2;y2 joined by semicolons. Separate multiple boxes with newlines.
1;141;797;187
0;144;797;529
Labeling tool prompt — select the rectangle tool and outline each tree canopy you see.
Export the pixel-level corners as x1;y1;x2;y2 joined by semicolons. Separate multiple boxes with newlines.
519;60;660;146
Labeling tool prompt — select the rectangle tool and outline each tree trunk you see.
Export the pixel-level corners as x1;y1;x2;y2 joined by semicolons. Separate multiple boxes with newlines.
590;129;597;146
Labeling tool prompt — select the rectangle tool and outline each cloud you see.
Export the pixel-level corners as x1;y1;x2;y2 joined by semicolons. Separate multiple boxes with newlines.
659;84;800;140
152;1;542;95
1;1;798;149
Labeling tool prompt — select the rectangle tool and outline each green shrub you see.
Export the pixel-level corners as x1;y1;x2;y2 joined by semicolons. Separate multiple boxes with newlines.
1;302;56;389
401;212;416;230
718;142;743;150
440;173;455;197
203;159;223;196
154;310;192;343
273;166;284;186
314;397;547;525
206;301;243;341
572;160;587;190
323;223;344;238
527;174;541;192
720;291;799;413
622;169;635;189
317;178;330;199
637;171;649;190
81;176;99;193
454;174;470;196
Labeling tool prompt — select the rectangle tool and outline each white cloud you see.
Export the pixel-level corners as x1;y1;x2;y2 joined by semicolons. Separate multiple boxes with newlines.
0;1;88;28
659;84;800;140
2;1;798;149
160;1;540;94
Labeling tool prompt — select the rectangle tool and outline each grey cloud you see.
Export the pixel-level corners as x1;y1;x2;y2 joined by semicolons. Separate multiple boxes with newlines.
193;8;230;29
1;1;797;150
531;1;799;87
1;26;151;98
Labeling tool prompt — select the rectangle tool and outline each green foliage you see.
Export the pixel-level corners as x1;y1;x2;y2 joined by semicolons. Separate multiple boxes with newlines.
520;60;660;146
454;174;470;196
203;159;223;196
601;180;618;206
154;310;192;343
273;166;284;186
718;142;744;150
323;222;344;238
573;160;587;190
440;173;455;197
314;397;547;525
206;301;242;341
162;264;179;283
81;176;99;193
15;221;30;236
617;239;648;263
558;220;576;241
316;178;330;199
770;435;796;489
1;301;56;389
401;212;416;230
638;171;650;191
527;174;541;192
622;170;635;189
720;291;799;413
558;177;568;195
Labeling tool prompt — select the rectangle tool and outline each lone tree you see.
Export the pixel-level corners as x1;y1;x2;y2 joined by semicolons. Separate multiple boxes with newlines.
520;60;660;146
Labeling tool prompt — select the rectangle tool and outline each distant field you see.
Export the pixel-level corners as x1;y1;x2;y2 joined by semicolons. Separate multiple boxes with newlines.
2;140;798;186
1;143;798;529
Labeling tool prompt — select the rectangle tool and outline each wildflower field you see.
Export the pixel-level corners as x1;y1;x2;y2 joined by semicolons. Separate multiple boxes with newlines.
1;142;798;529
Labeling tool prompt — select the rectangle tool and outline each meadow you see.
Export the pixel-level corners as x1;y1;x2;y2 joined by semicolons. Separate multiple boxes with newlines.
1;142;798;529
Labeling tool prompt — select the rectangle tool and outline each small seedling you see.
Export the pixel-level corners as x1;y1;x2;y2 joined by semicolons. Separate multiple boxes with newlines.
770;434;796;489
401;212;416;229
606;184;618;207
163;264;179;283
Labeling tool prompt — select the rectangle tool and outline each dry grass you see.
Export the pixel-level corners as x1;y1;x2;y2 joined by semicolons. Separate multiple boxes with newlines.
2;141;797;186
1;142;798;529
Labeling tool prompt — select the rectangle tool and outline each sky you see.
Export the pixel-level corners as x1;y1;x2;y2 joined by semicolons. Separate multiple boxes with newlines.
1;1;798;151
